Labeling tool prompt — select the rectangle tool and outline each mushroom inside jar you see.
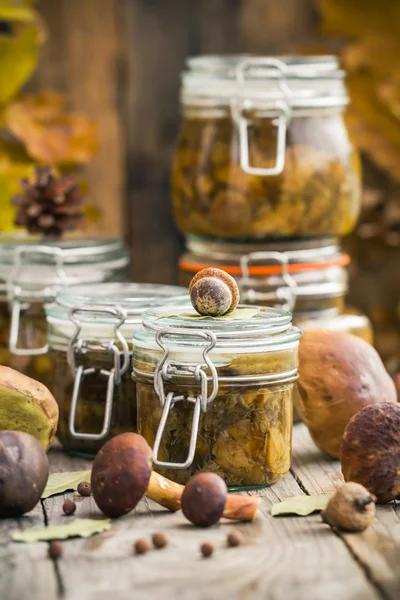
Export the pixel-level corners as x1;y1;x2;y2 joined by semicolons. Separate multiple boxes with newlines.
133;305;300;487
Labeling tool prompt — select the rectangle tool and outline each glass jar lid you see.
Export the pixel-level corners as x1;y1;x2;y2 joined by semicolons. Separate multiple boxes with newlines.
0;232;130;294
134;304;300;353
180;238;349;309
47;282;189;341
181;55;347;109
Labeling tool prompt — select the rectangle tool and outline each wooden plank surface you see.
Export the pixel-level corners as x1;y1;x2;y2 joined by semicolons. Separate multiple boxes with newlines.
2;424;398;600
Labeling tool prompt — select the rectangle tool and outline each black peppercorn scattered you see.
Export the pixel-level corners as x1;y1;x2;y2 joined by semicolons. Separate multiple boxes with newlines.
227;531;243;547
200;542;214;558
152;532;168;549
48;540;63;559
134;539;151;555
62;499;76;516
77;481;92;497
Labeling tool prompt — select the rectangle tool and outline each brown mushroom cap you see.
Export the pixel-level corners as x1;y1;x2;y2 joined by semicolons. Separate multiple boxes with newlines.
181;472;227;527
0;430;49;517
91;432;152;518
341;402;400;503
296;329;397;458
189;268;239;316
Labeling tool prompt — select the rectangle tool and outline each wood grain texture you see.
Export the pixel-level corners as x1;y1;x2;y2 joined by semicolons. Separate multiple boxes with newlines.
39;443;379;600
0;504;58;600
291;424;400;600
38;0;124;236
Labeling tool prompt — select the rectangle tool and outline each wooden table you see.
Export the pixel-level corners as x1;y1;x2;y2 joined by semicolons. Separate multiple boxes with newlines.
1;424;399;600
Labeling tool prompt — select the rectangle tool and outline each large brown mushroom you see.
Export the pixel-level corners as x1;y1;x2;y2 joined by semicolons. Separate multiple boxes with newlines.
296;329;397;458
181;473;227;527
0;430;49;517
341;402;400;503
91;432;259;520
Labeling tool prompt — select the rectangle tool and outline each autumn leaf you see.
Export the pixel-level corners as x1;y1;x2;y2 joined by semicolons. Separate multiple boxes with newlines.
0;25;39;106
5;92;98;164
270;494;332;517
0;0;36;23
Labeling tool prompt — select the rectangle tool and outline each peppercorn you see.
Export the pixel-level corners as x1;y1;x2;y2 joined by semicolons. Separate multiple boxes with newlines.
200;542;214;558
48;540;63;559
152;532;168;549
77;481;91;497
62;499;76;516
134;538;151;555
227;531;243;547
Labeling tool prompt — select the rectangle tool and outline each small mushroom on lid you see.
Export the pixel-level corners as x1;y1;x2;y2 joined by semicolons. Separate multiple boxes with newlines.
182;473;227;527
189;268;239;317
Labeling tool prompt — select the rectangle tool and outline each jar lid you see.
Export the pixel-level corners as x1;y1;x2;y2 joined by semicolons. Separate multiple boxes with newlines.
133;304;300;352
182;55;347;109
47;282;189;341
0;232;130;295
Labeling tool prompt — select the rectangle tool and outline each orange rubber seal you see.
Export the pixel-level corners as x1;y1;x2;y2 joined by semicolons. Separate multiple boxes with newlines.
179;254;350;276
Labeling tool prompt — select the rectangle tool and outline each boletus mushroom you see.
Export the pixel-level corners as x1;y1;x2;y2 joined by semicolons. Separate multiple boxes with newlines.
340;402;400;503
0;430;49;517
0;366;58;450
181;473;227;527
91;432;259;520
296;329;397;458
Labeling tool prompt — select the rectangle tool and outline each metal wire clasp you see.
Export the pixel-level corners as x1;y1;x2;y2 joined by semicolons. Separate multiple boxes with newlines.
67;304;130;441
152;328;218;470
231;57;292;177
7;246;68;355
239;251;297;312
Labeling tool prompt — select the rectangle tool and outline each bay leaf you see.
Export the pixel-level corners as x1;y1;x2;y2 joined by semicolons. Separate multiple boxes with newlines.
157;307;260;321
12;518;111;543
270;494;332;517
42;470;91;499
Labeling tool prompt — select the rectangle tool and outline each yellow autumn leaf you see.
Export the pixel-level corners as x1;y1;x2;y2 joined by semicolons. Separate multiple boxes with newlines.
5;92;98;164
0;25;39;105
0;0;36;23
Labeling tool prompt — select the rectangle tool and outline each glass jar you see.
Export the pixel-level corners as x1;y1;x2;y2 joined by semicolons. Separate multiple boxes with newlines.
172;55;361;240
132;304;300;487
0;233;130;389
179;237;373;344
46;283;188;456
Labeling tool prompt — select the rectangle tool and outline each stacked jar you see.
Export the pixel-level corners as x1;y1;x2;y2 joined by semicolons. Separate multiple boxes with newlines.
171;55;372;344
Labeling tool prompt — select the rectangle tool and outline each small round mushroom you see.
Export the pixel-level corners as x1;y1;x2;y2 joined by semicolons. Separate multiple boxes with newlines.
321;482;376;532
181;473;227;527
91;432;153;518
0;430;49;518
189;268;239;317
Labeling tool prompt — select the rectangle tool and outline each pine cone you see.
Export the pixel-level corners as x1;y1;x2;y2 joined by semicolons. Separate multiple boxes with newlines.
12;166;85;238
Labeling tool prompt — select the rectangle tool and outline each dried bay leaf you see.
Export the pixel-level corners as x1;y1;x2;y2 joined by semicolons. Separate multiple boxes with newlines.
42;470;91;499
157;307;261;321
270;494;332;517
12;518;111;543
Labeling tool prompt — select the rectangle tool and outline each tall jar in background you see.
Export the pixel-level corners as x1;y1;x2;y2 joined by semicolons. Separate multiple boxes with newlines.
133;304;300;487
0;233;130;389
46;283;188;456
172;55;361;241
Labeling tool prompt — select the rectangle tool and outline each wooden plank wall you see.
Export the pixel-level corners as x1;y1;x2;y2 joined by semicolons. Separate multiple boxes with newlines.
38;0;318;284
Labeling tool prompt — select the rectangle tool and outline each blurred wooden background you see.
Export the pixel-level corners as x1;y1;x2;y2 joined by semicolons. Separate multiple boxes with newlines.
37;0;319;284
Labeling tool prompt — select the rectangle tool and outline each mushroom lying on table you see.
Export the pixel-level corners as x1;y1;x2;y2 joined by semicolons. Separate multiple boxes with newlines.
91;432;259;521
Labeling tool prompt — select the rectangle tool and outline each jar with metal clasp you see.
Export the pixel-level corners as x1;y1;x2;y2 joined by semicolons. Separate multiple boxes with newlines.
172;55;361;240
179;237;373;344
45;283;188;455
132;304;300;487
0;233;130;389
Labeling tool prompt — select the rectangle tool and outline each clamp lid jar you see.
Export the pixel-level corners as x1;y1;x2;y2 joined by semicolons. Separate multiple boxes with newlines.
46;282;188;455
172;54;361;240
0;233;130;386
132;305;300;487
